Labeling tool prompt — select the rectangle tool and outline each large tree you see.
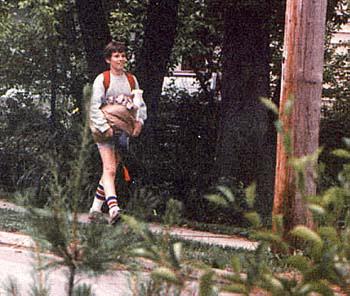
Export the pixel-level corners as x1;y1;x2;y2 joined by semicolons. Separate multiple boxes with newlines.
214;1;276;221
135;0;180;137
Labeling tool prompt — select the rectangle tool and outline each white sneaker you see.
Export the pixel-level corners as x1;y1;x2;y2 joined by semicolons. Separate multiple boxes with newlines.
109;206;121;225
88;208;103;222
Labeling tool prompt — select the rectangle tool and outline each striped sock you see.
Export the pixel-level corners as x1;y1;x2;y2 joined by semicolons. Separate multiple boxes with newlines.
95;183;105;201
107;196;120;224
106;196;118;210
90;183;105;212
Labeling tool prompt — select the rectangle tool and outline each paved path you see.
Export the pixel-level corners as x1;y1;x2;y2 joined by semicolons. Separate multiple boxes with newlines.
149;224;257;251
0;242;133;296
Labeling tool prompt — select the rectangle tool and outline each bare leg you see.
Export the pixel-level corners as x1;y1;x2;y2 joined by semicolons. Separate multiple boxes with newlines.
89;140;123;224
97;144;122;224
98;144;118;197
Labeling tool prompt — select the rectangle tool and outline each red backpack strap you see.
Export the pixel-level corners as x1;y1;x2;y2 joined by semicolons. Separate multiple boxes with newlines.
103;70;110;95
103;70;135;94
125;72;136;91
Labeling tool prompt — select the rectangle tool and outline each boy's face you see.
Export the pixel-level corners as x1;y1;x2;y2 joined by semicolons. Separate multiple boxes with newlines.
106;51;127;72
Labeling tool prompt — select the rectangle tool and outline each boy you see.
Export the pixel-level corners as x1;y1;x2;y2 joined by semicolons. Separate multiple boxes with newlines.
89;41;147;224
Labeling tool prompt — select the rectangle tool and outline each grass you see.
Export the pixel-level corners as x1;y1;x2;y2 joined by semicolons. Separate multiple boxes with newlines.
180;239;253;269
179;239;288;272
0;208;30;233
181;219;251;237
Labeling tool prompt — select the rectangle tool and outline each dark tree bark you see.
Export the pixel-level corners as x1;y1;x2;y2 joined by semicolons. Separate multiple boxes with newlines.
75;0;111;80
215;1;275;222
47;35;58;128
135;0;180;136
62;2;86;118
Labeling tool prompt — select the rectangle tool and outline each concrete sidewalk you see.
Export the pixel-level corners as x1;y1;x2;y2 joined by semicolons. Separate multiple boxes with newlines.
0;240;135;296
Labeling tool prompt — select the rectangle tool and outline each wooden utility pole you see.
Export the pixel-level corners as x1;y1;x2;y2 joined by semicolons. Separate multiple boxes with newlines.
273;0;327;236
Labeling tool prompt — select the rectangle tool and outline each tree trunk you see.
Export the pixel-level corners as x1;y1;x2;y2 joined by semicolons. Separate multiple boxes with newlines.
48;40;57;128
215;2;275;222
75;0;111;80
273;0;327;235
135;0;179;137
63;2;86;119
67;265;76;296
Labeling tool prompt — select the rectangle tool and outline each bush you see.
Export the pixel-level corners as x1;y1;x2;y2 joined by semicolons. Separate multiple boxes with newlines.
124;140;350;295
0;90;99;209
319;102;350;191
0;91;52;196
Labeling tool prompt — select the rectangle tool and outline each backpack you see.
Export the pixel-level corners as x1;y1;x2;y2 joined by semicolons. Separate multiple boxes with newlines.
102;70;136;95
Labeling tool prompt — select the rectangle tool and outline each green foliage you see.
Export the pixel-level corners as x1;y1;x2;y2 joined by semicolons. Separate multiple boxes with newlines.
108;0;146;71
319;3;350;189
155;88;219;221
171;0;222;93
0;91;52;195
29;242;50;296
205;185;235;207
125;186;162;221
245;183;256;208
6;108;348;296
163;198;183;226
29;287;49;296
1;2;349;295
72;284;94;296
0;0;87;98
260;97;279;115
199;103;350;295
199;270;217;296
0;86;100;210
151;267;181;285
290;148;323;195
1;0;349;227
202;180;248;225
123;214;191;294
133;278;178;296
0;208;29;232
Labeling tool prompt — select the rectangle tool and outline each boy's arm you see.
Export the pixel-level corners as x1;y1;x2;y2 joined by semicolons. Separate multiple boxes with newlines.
90;74;111;133
131;76;146;137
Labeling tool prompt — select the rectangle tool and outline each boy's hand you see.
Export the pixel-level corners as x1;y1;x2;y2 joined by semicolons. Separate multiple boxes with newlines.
104;127;114;138
132;121;142;137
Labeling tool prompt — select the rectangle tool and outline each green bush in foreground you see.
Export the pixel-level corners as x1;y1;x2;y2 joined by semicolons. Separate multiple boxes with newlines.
121;99;350;295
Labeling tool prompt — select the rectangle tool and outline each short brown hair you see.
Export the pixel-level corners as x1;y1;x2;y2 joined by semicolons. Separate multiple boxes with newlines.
104;41;126;59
